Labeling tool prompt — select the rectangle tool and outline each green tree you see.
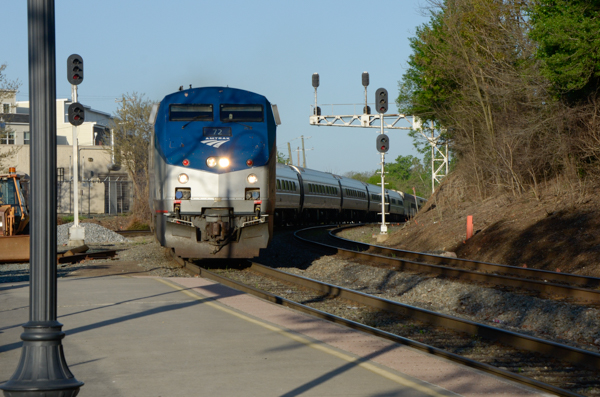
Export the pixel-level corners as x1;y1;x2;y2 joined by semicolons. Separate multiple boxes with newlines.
276;150;288;164
111;93;155;221
397;0;558;199
351;155;431;197
343;170;371;183
529;0;600;102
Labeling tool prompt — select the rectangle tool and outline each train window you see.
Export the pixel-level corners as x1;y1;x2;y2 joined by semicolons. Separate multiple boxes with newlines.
277;180;281;190
284;181;289;190
220;104;264;122
169;104;213;121
293;182;296;191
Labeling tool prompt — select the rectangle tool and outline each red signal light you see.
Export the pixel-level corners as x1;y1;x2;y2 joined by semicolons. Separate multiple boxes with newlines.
182;159;190;166
246;159;253;167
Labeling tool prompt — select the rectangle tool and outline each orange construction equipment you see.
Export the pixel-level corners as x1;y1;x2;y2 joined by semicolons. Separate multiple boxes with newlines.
0;167;30;263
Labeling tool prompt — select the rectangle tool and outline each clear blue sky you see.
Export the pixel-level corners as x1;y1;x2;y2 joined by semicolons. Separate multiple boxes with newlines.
2;0;430;175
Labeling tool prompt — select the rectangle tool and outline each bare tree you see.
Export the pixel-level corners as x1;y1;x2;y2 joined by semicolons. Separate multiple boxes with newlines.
403;0;565;199
110;93;155;221
0;63;21;172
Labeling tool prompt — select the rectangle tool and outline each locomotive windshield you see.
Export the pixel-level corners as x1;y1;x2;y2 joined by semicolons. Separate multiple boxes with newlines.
169;104;213;121
220;104;263;122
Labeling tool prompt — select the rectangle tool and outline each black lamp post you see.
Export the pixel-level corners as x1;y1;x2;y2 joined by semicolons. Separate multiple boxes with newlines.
0;1;83;395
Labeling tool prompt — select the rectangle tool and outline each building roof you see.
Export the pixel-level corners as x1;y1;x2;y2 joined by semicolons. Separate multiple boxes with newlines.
0;113;29;124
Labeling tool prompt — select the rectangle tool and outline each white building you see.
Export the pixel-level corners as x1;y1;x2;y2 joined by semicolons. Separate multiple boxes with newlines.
0;91;131;214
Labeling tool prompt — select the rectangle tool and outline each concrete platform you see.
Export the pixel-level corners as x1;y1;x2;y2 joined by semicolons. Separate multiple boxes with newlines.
0;274;554;396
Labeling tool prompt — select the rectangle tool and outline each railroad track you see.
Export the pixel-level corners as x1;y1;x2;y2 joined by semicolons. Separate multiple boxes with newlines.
173;256;599;397
114;229;153;238
293;224;600;305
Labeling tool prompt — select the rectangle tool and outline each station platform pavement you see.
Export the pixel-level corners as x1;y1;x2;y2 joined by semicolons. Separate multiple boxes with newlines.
0;272;555;397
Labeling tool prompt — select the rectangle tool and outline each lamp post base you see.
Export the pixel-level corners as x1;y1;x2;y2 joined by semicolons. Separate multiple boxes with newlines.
0;321;83;397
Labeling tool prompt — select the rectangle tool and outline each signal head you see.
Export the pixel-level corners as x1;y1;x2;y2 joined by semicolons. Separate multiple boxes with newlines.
67;54;84;85
312;73;319;88
362;72;369;87
375;88;388;114
68;102;85;126
376;134;389;153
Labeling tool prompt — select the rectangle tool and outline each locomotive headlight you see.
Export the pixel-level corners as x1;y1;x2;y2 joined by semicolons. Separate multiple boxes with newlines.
247;174;258;184
178;173;189;184
218;157;230;168
206;157;217;168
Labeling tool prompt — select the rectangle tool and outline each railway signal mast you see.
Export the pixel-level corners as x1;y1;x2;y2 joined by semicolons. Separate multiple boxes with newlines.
309;72;450;234
67;54;85;246
310;72;411;237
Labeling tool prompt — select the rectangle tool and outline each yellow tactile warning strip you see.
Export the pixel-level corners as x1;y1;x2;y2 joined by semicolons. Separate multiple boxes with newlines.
154;277;551;397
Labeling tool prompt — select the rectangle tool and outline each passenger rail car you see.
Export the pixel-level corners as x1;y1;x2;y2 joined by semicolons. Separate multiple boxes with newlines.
149;87;280;259
273;164;425;226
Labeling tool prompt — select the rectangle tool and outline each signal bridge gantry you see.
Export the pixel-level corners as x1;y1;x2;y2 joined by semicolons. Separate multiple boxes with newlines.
309;107;414;131
308;72;450;236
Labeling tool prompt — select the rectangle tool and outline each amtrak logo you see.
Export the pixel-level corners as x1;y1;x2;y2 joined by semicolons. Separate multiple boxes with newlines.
201;138;230;148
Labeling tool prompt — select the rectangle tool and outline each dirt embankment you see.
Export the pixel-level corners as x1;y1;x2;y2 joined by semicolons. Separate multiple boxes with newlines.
382;175;600;277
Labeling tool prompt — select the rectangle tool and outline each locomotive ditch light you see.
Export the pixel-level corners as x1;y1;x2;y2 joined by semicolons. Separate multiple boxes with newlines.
247;174;258;184
218;158;230;168
207;157;217;167
178;173;189;184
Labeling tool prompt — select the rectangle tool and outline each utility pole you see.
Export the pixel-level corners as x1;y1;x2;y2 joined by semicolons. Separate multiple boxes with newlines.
290;135;313;168
287;142;292;165
0;1;83;395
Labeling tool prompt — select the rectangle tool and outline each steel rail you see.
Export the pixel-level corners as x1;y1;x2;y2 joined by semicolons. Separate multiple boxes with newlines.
114;230;153;238
249;261;600;371
331;224;600;289
180;259;584;397
293;225;600;304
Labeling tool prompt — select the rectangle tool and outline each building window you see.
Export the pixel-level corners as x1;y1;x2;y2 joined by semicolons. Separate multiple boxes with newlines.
57;167;64;182
2;104;9;114
0;131;15;145
24;132;30;145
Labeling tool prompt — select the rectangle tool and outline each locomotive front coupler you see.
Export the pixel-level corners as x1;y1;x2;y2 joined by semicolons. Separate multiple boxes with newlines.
254;204;261;219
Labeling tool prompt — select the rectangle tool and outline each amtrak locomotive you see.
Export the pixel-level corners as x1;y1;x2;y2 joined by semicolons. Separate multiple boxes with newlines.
149;86;426;260
149;87;279;258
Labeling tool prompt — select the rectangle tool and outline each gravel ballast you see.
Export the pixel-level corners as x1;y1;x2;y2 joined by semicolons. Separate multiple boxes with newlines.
56;222;130;245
